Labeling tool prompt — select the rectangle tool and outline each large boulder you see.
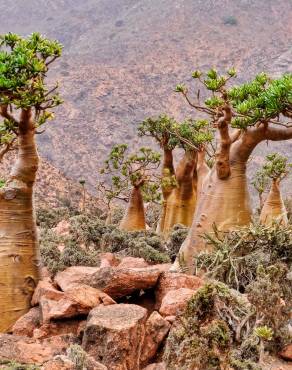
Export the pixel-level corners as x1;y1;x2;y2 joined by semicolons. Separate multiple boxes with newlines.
0;334;77;365
54;266;101;291
159;288;196;317
83;303;147;370
155;272;203;308
56;265;170;300
38;283;115;322
32;280;63;306
141;311;170;366
12;307;41;337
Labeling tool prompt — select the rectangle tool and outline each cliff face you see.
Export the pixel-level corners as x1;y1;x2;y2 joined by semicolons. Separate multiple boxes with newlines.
0;0;291;197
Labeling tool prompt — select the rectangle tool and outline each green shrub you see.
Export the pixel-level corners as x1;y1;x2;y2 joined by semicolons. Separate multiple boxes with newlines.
36;207;74;229
61;239;100;268
194;223;292;291
39;229;64;274
69;214;106;247
66;344;87;370
102;229;170;263
0;360;40;369
167;224;189;261
164;282;255;369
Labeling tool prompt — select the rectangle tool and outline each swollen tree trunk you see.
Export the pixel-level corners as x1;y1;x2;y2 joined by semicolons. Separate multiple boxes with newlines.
173;135;254;273
196;149;211;201
260;179;288;226
0;109;39;332
162;151;197;238
156;148;175;234
119;186;146;231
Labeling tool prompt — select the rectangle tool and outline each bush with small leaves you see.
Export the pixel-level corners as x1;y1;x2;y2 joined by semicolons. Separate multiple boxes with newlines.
39;229;64;274
60;239;100;268
102;228;170;263
166;224;189;261
66;344;87;370
69;214;106;247
195;223;292;291
36;207;74;229
0;361;40;370
164;282;254;369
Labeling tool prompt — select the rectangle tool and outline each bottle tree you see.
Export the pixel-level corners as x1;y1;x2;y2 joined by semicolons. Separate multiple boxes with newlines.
258;153;291;225
138;115;213;238
0;32;62;330
172;69;292;272
138;115;177;234
251;169;270;211
99;144;161;231
162;118;213;238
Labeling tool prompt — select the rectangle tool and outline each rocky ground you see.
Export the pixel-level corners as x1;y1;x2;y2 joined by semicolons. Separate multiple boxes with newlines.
1;218;291;370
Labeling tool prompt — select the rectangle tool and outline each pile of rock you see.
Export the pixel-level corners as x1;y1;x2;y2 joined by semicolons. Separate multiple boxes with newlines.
1;255;203;369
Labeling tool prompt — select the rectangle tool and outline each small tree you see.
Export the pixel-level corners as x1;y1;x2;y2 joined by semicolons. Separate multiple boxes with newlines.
99;144;161;231
258;153;291;225
0;32;62;330
139;115;213;237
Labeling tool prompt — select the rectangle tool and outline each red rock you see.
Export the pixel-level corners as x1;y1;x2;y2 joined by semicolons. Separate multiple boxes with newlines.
0;334;77;365
38;282;115;322
32;280;63;306
279;344;292;360
155;272;203;308
55;265;170;300
141;311;171;366
54;266;100;291
142;363;166;370
12;307;41;337
100;252;120;268
118;256;149;269
164;315;176;323
83;304;147;370
65;284;115;307
92;265;171;299
159;288;196;316
33;319;85;339
42;357;75;370
40;296;89;322
53;220;70;236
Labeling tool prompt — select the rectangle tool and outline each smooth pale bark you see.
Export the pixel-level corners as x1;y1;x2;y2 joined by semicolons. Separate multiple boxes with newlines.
119;186;146;231
196;149;211;201
172;135;256;272
156;148;175;234
0;110;39;332
260;179;288;226
162;151;197;238
173;124;292;273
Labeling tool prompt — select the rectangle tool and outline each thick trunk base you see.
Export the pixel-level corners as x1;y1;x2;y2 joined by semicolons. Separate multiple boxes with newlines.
173;163;252;273
0;182;39;332
260;181;288;226
119;187;146;231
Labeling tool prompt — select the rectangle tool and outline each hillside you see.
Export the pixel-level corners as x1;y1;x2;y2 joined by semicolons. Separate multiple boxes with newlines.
0;0;292;200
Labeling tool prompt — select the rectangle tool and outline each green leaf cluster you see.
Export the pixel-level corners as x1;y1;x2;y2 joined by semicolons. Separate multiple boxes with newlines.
229;73;292;128
0;32;63;127
99;144;161;203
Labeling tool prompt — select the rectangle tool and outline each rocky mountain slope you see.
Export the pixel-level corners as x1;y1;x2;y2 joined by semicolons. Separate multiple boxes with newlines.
0;0;291;199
